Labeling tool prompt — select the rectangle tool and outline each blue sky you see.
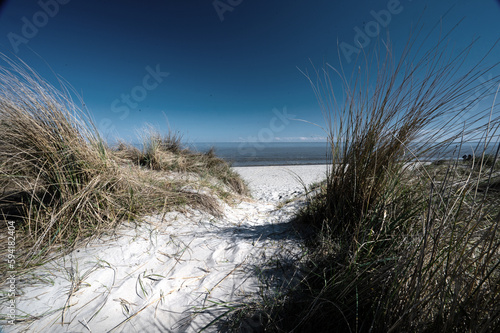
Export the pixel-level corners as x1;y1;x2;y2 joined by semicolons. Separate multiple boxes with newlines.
0;0;499;144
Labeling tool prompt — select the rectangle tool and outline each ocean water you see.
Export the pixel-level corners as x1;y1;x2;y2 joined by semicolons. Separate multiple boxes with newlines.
129;141;498;167
186;142;498;167
187;142;331;166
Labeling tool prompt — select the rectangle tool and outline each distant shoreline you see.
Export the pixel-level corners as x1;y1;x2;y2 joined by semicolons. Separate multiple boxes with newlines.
231;162;329;167
123;141;495;167
229;161;330;167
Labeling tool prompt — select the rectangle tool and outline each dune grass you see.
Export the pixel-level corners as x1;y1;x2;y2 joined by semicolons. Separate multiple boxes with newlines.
0;57;246;276
114;126;248;195
233;27;500;332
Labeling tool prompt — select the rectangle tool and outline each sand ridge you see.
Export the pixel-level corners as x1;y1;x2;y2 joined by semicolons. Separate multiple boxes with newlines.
1;165;328;332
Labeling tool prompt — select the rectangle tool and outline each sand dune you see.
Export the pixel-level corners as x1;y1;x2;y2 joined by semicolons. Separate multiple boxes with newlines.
1;165;328;332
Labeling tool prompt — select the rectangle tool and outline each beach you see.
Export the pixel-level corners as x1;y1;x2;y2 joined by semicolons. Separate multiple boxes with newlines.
2;164;328;332
1;3;498;328
233;164;329;201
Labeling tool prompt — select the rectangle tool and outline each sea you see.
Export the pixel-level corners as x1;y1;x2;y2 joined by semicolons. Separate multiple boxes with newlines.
129;141;498;167
186;142;331;167
185;142;499;167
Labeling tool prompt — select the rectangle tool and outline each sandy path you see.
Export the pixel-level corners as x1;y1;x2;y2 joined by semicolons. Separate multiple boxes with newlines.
233;164;329;201
1;165;328;332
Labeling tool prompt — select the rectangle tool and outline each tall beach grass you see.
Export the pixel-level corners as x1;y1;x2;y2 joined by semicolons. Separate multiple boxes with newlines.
241;27;500;332
0;56;246;275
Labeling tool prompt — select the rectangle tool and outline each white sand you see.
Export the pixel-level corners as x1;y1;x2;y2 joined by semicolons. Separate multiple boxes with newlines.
233;164;329;201
1;165;328;332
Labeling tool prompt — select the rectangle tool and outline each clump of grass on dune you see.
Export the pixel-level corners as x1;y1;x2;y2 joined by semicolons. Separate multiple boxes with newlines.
0;57;240;275
0;58;119;257
250;26;500;332
113;126;248;195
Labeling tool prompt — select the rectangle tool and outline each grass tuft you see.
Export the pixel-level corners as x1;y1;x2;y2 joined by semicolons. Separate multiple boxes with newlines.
253;24;500;332
0;56;246;275
114;126;248;195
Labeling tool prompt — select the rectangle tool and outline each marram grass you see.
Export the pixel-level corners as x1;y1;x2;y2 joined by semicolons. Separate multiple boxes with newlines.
228;26;500;332
0;56;247;275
